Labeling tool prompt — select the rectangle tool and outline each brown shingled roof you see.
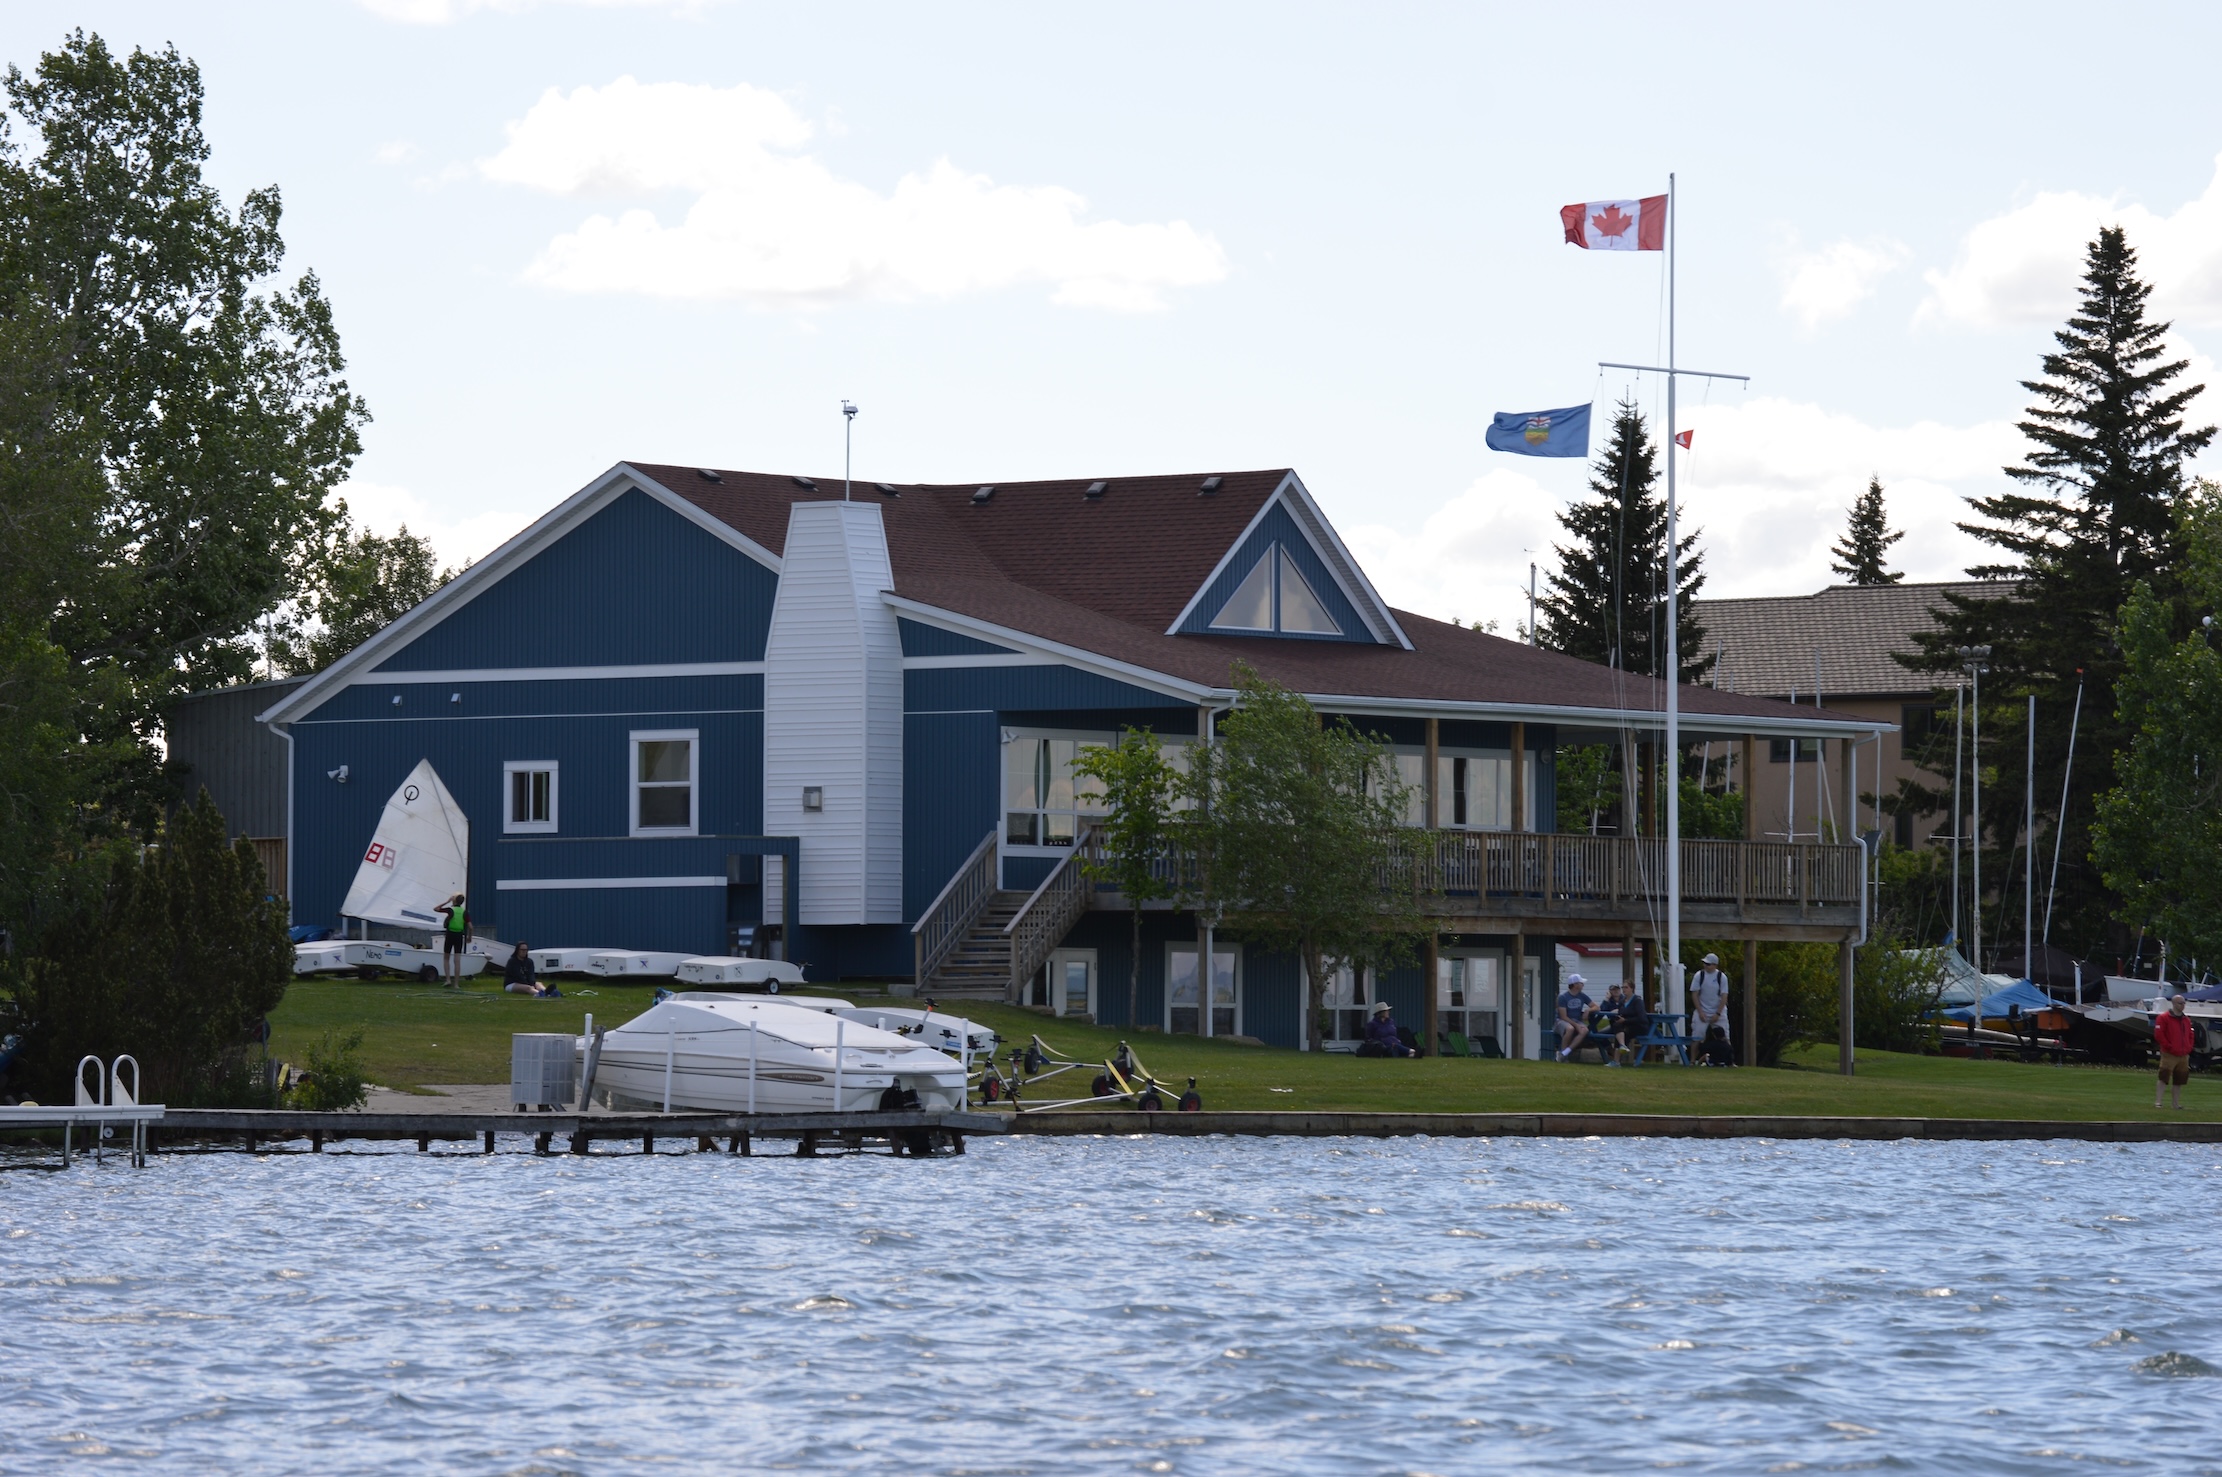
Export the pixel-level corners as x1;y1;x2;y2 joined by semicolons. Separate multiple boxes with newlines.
1694;581;2013;700
628;461;1874;732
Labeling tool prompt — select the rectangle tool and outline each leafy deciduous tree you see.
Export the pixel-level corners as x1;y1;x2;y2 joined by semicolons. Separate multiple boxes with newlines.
1072;728;1181;1027
273;523;453;675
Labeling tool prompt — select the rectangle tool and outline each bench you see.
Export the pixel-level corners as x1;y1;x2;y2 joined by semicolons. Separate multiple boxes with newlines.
1549;1021;1694;1066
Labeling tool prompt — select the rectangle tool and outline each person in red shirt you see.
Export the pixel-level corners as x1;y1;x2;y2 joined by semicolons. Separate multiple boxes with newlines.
2153;994;2196;1110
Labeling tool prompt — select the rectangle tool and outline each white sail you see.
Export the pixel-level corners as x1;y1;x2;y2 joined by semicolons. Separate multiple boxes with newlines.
340;759;469;932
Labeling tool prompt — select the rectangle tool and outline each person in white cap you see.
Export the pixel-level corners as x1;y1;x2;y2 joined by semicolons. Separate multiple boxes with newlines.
1690;951;1732;1050
1554;973;1596;1060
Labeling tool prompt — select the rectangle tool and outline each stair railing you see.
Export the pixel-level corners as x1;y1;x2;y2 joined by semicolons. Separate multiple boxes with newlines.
911;829;999;986
1003;824;1103;1001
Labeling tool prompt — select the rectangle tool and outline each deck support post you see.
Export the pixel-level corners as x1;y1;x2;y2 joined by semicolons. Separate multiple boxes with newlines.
696;1136;715;1153
569;1131;589;1155
730;1134;749;1156
1422;932;1440;1057
1741;734;1758;841
798;1131;819;1158
1742;937;1759;1067
416;1134;428;1154
311;1131;323;1153
641;1134;654;1155
1838;940;1856;1076
245;1132;256;1155
535;1132;552;1156
1621;925;1637;1001
1509;931;1526;1060
483;1130;496;1154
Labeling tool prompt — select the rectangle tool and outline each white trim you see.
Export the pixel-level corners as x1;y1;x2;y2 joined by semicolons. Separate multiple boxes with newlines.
259;462;780;728
630;728;699;837
502;760;559;835
1048;947;1099;1018
881;594;1214;702
496;875;725;891
899;653;1061;671
1162;472;1412;649
363;661;765;685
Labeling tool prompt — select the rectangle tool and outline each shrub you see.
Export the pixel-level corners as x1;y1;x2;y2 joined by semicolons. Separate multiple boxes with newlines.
288;1029;369;1112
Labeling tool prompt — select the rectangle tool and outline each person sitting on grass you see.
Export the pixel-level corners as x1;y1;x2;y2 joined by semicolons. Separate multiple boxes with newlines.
1555;974;1595;1061
1357;1002;1411;1058
1697;1023;1735;1067
1609;987;1650;1066
503;941;559;998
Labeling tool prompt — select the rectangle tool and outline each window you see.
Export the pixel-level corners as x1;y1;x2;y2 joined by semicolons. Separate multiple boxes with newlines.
630;730;698;835
1436;751;1513;830
1438;953;1502;1051
503;761;558;834
1167;942;1239;1035
1003;733;1108;848
1768;737;1822;763
1900;703;1936;751
1373;751;1428;826
1320;961;1366;1044
1206;544;1345;637
1050;948;1097;1018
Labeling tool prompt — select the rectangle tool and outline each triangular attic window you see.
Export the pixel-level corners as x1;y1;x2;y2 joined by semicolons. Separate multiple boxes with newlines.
1208;549;1274;631
1278;552;1342;635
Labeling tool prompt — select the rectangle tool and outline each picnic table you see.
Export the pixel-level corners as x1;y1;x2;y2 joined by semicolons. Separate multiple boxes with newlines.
1548;1016;1695;1066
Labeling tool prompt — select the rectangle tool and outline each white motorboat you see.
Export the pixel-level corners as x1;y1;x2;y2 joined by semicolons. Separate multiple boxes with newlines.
580;998;965;1113
532;947;613;976
837;1005;999;1059
673;956;806;990
585;950;692;978
669;992;853;1013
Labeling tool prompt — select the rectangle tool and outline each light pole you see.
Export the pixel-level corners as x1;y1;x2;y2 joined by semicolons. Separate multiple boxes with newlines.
841;400;858;501
1957;646;1990;985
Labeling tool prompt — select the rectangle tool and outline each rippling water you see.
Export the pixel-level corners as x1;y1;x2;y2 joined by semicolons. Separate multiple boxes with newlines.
5;1134;2219;1474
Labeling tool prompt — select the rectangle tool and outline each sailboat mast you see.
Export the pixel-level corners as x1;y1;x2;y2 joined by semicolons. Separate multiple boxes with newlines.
1663;171;1682;1021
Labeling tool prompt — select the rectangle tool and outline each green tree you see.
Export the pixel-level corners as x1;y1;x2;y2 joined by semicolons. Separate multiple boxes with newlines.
1;31;369;812
11;790;291;1103
1905;226;2213;960
1830;475;1905;585
2091;485;2222;961
1181;666;1425;1051
1537;396;1711;682
273;523;454;675
1071;728;1181;1027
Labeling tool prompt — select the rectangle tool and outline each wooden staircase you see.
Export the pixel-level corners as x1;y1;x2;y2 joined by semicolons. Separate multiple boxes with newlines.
921;890;1027;998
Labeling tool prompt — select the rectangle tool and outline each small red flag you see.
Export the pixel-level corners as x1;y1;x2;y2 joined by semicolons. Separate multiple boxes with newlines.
1674;430;1694;449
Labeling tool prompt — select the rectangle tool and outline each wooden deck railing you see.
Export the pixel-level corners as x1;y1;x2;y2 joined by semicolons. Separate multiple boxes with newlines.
910;828;997;985
1003;824;1103;998
1389;832;1862;911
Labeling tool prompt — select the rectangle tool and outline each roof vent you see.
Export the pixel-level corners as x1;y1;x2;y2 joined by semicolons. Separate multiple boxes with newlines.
1084;480;1108;498
971;485;995;504
1200;475;1223;493
875;482;901;497
791;475;817;490
696;468;722;483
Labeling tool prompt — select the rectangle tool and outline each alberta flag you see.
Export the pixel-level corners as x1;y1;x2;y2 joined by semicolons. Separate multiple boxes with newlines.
1485;404;1591;458
1561;195;1666;251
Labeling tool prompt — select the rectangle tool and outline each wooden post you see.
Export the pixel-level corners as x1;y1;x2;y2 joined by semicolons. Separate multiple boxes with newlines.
570;1131;589;1155
1509;932;1526;1060
311;1131;323;1153
1638;741;1654;837
1838;733;1855;841
1742;937;1759;1067
1839;940;1856;1076
1741;734;1758;841
1422;932;1440;1057
642;1134;654;1155
1509;722;1526;832
1621;926;1637;999
1425;717;1440;829
696;1135;715;1153
535;1132;552;1156
416;1134;428;1154
730;1134;750;1156
798;1131;819;1158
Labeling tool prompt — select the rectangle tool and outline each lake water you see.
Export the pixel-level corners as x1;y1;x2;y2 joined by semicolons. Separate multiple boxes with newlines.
4;1134;2218;1474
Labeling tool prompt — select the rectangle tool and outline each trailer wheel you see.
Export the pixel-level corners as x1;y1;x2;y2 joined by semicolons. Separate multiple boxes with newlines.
417;964;439;983
1137;1089;1163;1112
981;1076;1001;1103
765;981;781;994
1092;1074;1114;1100
1178;1089;1202;1112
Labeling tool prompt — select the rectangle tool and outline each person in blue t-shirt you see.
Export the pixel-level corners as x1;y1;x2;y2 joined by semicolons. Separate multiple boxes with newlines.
1554;974;1596;1061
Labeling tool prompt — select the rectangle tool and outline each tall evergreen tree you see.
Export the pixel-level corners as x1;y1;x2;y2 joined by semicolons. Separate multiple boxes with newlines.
1830;475;1904;585
1537;397;1710;682
1904;226;2215;963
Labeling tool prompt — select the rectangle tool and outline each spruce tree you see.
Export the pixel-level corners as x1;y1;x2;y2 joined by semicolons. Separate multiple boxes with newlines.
1905;226;2215;963
1537;397;1710;682
1830;475;1904;585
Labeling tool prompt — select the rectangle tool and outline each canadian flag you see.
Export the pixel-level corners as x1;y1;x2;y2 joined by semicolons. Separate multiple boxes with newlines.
1561;195;1667;251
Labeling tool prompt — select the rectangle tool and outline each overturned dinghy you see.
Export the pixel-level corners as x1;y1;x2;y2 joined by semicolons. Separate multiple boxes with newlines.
581;998;966;1114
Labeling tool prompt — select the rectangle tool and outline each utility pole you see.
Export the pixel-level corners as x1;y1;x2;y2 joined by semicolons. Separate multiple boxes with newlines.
2024;693;2035;982
1958;646;1990;974
1950;683;1963;960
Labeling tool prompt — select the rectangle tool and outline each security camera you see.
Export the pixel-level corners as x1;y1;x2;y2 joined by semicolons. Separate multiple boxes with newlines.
328;765;349;783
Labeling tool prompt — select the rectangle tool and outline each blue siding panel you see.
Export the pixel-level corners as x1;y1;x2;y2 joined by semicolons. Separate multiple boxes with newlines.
898;620;1014;658
374;489;778;671
499;885;727;957
905;665;1180;714
903;711;1000;918
1242;948;1304;1049
301;674;762;724
1178;504;1373;643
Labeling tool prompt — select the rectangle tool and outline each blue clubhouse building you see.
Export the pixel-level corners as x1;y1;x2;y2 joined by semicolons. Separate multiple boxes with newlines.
259;461;1874;1055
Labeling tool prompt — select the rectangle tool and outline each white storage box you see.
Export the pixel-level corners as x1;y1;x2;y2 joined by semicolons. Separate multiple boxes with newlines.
532;947;609;976
673;957;806;989
585;950;691;978
511;1033;575;1107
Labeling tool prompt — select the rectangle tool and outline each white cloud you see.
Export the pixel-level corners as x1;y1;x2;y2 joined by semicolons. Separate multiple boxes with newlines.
1352;400;2028;634
374;139;419;165
359;0;728;23
1776;236;1909;331
1920;153;2222;328
481;77;1229;311
336;480;528;572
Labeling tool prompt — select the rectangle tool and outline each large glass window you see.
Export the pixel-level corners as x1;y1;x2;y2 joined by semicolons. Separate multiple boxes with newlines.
1168;942;1239;1035
503;761;558;834
1437;751;1512;830
1437;953;1502;1051
1004;734;1108;848
631;730;698;835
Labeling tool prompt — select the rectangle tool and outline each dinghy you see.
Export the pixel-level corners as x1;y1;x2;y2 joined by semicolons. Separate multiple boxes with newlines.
333;759;491;978
837;1005;999;1060
585;950;691;978
532;947;613;977
580;998;965;1113
673;957;806;991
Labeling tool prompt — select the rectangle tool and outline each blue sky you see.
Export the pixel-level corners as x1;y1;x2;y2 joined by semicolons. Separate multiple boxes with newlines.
8;2;2222;631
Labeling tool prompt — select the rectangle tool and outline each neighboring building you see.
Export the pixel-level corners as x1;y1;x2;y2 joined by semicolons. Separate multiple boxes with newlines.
1695;581;2003;848
257;461;1878;1055
165;675;308;897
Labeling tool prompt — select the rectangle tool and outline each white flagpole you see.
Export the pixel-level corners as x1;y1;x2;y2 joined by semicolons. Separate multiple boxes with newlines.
1664;172;1683;1023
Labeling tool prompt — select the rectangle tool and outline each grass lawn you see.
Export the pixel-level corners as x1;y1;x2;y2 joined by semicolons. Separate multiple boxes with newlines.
267;977;2219;1122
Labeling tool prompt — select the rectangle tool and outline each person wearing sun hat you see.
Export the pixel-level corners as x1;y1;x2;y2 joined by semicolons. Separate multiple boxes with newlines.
1359;1001;1411;1058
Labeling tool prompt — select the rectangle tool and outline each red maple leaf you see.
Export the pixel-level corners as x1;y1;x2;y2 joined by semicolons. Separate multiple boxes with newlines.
1590;204;1633;239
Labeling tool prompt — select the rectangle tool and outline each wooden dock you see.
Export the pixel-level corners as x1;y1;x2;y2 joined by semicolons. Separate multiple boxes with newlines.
19;1108;1007;1161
